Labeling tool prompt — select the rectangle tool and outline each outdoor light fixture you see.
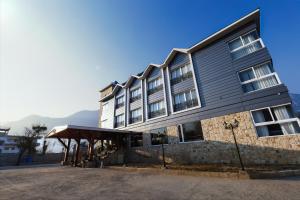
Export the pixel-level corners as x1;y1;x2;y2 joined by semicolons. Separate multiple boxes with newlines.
157;132;167;169
223;119;245;171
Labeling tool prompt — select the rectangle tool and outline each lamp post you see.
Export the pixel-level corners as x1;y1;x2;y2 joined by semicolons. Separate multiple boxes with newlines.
157;132;167;169
223;119;245;171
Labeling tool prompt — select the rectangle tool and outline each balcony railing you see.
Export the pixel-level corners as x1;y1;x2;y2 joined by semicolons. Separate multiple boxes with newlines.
148;108;166;119
129;116;142;124
130;95;141;103
115;102;124;109
173;99;198;112
231;39;264;60
114;121;124;128
147;84;163;95
170;71;193;85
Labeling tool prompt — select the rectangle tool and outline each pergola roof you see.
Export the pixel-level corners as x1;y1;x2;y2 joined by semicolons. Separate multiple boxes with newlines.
47;125;136;140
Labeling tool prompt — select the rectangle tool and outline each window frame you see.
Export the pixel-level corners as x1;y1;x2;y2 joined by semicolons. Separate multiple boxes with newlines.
173;89;199;112
177;121;204;143
237;62;281;93
170;63;193;85
228;29;265;60
250;103;300;138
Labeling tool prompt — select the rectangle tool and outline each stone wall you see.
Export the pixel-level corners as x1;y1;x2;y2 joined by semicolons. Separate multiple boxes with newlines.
0;153;63;166
126;111;300;166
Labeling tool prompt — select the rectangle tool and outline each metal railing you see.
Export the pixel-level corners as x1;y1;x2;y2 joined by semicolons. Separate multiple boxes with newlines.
173;99;198;112
129;116;142;124
147;84;163;95
148;108;166;119
170;71;193;85
130;95;141;103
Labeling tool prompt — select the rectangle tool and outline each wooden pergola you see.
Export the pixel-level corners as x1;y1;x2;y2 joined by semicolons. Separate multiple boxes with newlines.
47;125;135;166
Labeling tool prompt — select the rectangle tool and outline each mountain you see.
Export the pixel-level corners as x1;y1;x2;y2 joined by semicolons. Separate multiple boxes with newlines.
4;110;99;136
290;93;300;113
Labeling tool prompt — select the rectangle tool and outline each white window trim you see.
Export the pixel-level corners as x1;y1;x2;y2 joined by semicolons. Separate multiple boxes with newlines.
238;62;282;93
177;124;204;143
161;68;169;116
166;54;201;115
172;89;199;114
188;53;201;108
250;103;300;138
115;113;125;129
166;66;174;113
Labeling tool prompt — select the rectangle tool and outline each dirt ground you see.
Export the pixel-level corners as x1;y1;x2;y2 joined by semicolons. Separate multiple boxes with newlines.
0;165;300;200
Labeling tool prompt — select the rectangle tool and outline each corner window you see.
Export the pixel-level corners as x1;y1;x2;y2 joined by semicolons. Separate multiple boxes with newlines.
178;121;204;142
148;100;165;119
150;127;168;145
251;104;300;137
238;62;280;93
130;133;143;147
228;30;264;60
173;89;198;112
170;63;193;85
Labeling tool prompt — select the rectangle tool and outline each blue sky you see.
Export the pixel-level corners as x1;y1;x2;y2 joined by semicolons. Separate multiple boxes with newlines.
1;0;300;123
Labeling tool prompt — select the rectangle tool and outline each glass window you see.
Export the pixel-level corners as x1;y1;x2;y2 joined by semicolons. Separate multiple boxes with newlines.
170;63;193;85
251;105;300;137
228;30;263;60
116;96;124;105
238;62;280;93
131;133;143;147
150;127;168;145
178;121;204;142
148;77;162;90
131;87;141;98
130;108;142;124
173;89;198;112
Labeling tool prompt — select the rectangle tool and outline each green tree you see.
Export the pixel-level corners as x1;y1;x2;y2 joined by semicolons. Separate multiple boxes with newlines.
16;124;47;165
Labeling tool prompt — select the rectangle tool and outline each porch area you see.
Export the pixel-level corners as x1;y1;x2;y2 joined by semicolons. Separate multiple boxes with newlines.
46;125;138;167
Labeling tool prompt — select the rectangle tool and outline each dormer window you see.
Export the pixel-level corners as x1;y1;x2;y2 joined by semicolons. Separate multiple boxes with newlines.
170;63;193;85
147;77;163;95
130;87;141;103
228;30;264;60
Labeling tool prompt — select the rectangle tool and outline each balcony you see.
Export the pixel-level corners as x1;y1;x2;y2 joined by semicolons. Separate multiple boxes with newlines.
147;85;163;95
114;121;124;128
173;99;198;112
129;116;142;124
130;95;141;103
148;108;166;119
231;39;264;60
170;71;193;85
115;102;124;109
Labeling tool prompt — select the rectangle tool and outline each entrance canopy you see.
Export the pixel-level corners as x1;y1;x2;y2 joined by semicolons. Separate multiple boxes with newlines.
46;125;138;166
47;125;135;140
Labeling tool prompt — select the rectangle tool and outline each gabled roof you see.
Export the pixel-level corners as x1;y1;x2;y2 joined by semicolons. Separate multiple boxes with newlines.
100;9;261;102
163;48;189;66
140;64;161;78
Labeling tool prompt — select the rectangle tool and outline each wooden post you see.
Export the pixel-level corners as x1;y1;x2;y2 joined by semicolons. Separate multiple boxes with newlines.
74;139;81;166
63;139;71;163
88;139;94;161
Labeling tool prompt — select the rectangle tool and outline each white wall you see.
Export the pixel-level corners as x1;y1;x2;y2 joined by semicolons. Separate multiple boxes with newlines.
100;98;115;128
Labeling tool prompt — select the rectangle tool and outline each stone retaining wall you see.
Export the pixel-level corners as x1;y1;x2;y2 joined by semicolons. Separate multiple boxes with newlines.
126;111;300;165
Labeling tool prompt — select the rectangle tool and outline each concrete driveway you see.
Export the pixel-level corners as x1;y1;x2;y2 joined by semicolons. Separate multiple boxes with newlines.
0;166;299;200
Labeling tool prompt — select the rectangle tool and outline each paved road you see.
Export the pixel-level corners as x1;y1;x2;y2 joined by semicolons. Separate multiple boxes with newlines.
0;166;299;200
